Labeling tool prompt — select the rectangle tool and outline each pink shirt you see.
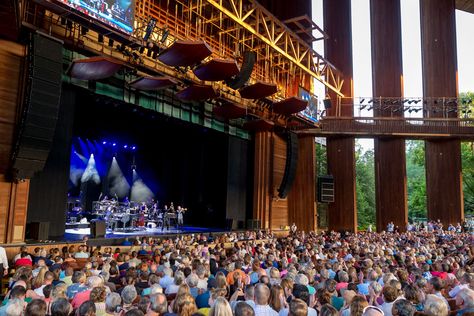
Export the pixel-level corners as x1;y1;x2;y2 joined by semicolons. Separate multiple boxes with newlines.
71;289;91;309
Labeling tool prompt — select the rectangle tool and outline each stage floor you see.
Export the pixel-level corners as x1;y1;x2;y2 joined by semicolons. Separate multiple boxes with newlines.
64;225;223;241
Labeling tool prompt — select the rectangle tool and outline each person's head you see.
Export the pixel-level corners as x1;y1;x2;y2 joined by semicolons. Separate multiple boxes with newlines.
423;294;448;316
349;295;369;316
319;304;338;316
269;285;284;312
254;283;271;305
244;285;255;301
361;306;384;316
73;271;86;284
9;285;27;300
25;299;46;316
124;309;144;316
148;293;168;315
292;284;310;305
86;276;103;289
382;285;398;303
105;293;122;314
172;293;197;316
121;285;138;305
6;299;25;316
77;300;96;316
288;298;307;316
428;276;444;293
455;288;474;309
392;299;415;316
51;298;72;316
234;302;255;316
208;297;232;316
90;286;107;303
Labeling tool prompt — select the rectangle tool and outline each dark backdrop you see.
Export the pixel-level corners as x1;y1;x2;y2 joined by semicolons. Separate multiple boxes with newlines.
27;86;251;237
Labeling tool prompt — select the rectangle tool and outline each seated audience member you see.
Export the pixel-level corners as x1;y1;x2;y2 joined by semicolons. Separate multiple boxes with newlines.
25;299;46;316
147;293;167;316
391;299;415;316
51;298;72;316
423;294;449;316
234;302;255;316
254;283;278;316
455;288;474;315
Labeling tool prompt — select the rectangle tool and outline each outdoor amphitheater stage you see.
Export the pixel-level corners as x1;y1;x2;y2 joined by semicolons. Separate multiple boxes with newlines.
63;225;225;241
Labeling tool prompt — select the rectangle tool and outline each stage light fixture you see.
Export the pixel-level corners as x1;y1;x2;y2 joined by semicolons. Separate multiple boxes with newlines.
132;146;136;150
360;98;365;104
160;28;170;43
144;18;157;41
124;145;128;149
113;143;116;147
102;141;107;145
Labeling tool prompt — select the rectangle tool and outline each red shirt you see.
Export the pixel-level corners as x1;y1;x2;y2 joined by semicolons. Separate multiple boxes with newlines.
71;289;91;309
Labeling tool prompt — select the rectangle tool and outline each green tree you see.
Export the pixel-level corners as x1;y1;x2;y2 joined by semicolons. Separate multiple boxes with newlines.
355;143;375;229
460;91;474;217
406;140;427;221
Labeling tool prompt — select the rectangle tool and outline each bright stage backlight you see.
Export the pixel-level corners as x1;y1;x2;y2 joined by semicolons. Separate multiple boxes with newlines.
56;0;135;34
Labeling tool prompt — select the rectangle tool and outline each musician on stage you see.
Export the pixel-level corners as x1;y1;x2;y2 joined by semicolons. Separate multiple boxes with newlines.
163;205;170;230
177;206;184;228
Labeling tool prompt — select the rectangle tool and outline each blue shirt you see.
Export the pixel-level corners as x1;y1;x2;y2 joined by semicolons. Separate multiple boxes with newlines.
195;291;211;309
66;283;87;299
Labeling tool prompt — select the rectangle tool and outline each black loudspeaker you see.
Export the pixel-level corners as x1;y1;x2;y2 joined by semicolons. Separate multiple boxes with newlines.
278;132;299;199
226;51;256;89
26;222;50;240
318;175;335;203
225;219;235;230
246;219;261;230
12;33;63;179
90;220;106;238
323;98;332;109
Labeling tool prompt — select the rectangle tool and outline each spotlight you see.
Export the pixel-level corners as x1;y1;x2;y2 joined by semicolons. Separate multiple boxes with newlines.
132;146;136;150
161;28;170;43
102;141;107;145
143;18;157;41
113;143;116;147
108;38;114;47
123;145;128;149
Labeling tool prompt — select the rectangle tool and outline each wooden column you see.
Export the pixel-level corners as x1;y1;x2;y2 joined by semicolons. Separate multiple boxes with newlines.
324;0;357;232
420;0;463;225
0;40;27;243
370;0;408;232
288;135;317;232
253;131;272;228
0;176;29;243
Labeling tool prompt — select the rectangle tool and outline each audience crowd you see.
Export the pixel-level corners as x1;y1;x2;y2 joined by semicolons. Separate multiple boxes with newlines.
1;226;474;316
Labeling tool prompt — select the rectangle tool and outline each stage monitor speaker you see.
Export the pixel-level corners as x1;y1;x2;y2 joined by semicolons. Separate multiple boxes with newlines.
26;222;49;240
246;219;261;230
90;220;106;238
225;218;235;230
323;98;332;109
225;51;256;90
12;33;63;179
277;132;299;199
318;175;335;203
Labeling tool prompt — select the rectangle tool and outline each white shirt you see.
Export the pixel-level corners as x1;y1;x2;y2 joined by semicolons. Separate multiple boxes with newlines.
165;284;180;295
34;284;47;297
279;306;318;316
379;301;394;316
255;305;279;316
0;247;8;270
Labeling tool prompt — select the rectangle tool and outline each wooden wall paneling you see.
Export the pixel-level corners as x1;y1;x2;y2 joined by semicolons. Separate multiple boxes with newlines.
324;0;357;232
420;0;463;225
253;131;272;228
0;175;12;243
270;134;288;230
0;40;24;174
370;0;408;232
288;135;316;232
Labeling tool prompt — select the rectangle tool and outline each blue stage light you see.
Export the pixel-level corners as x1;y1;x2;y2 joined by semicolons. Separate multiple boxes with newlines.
112;143;116;147
132;146;136;150
123;145;128;149
103;141;107;145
